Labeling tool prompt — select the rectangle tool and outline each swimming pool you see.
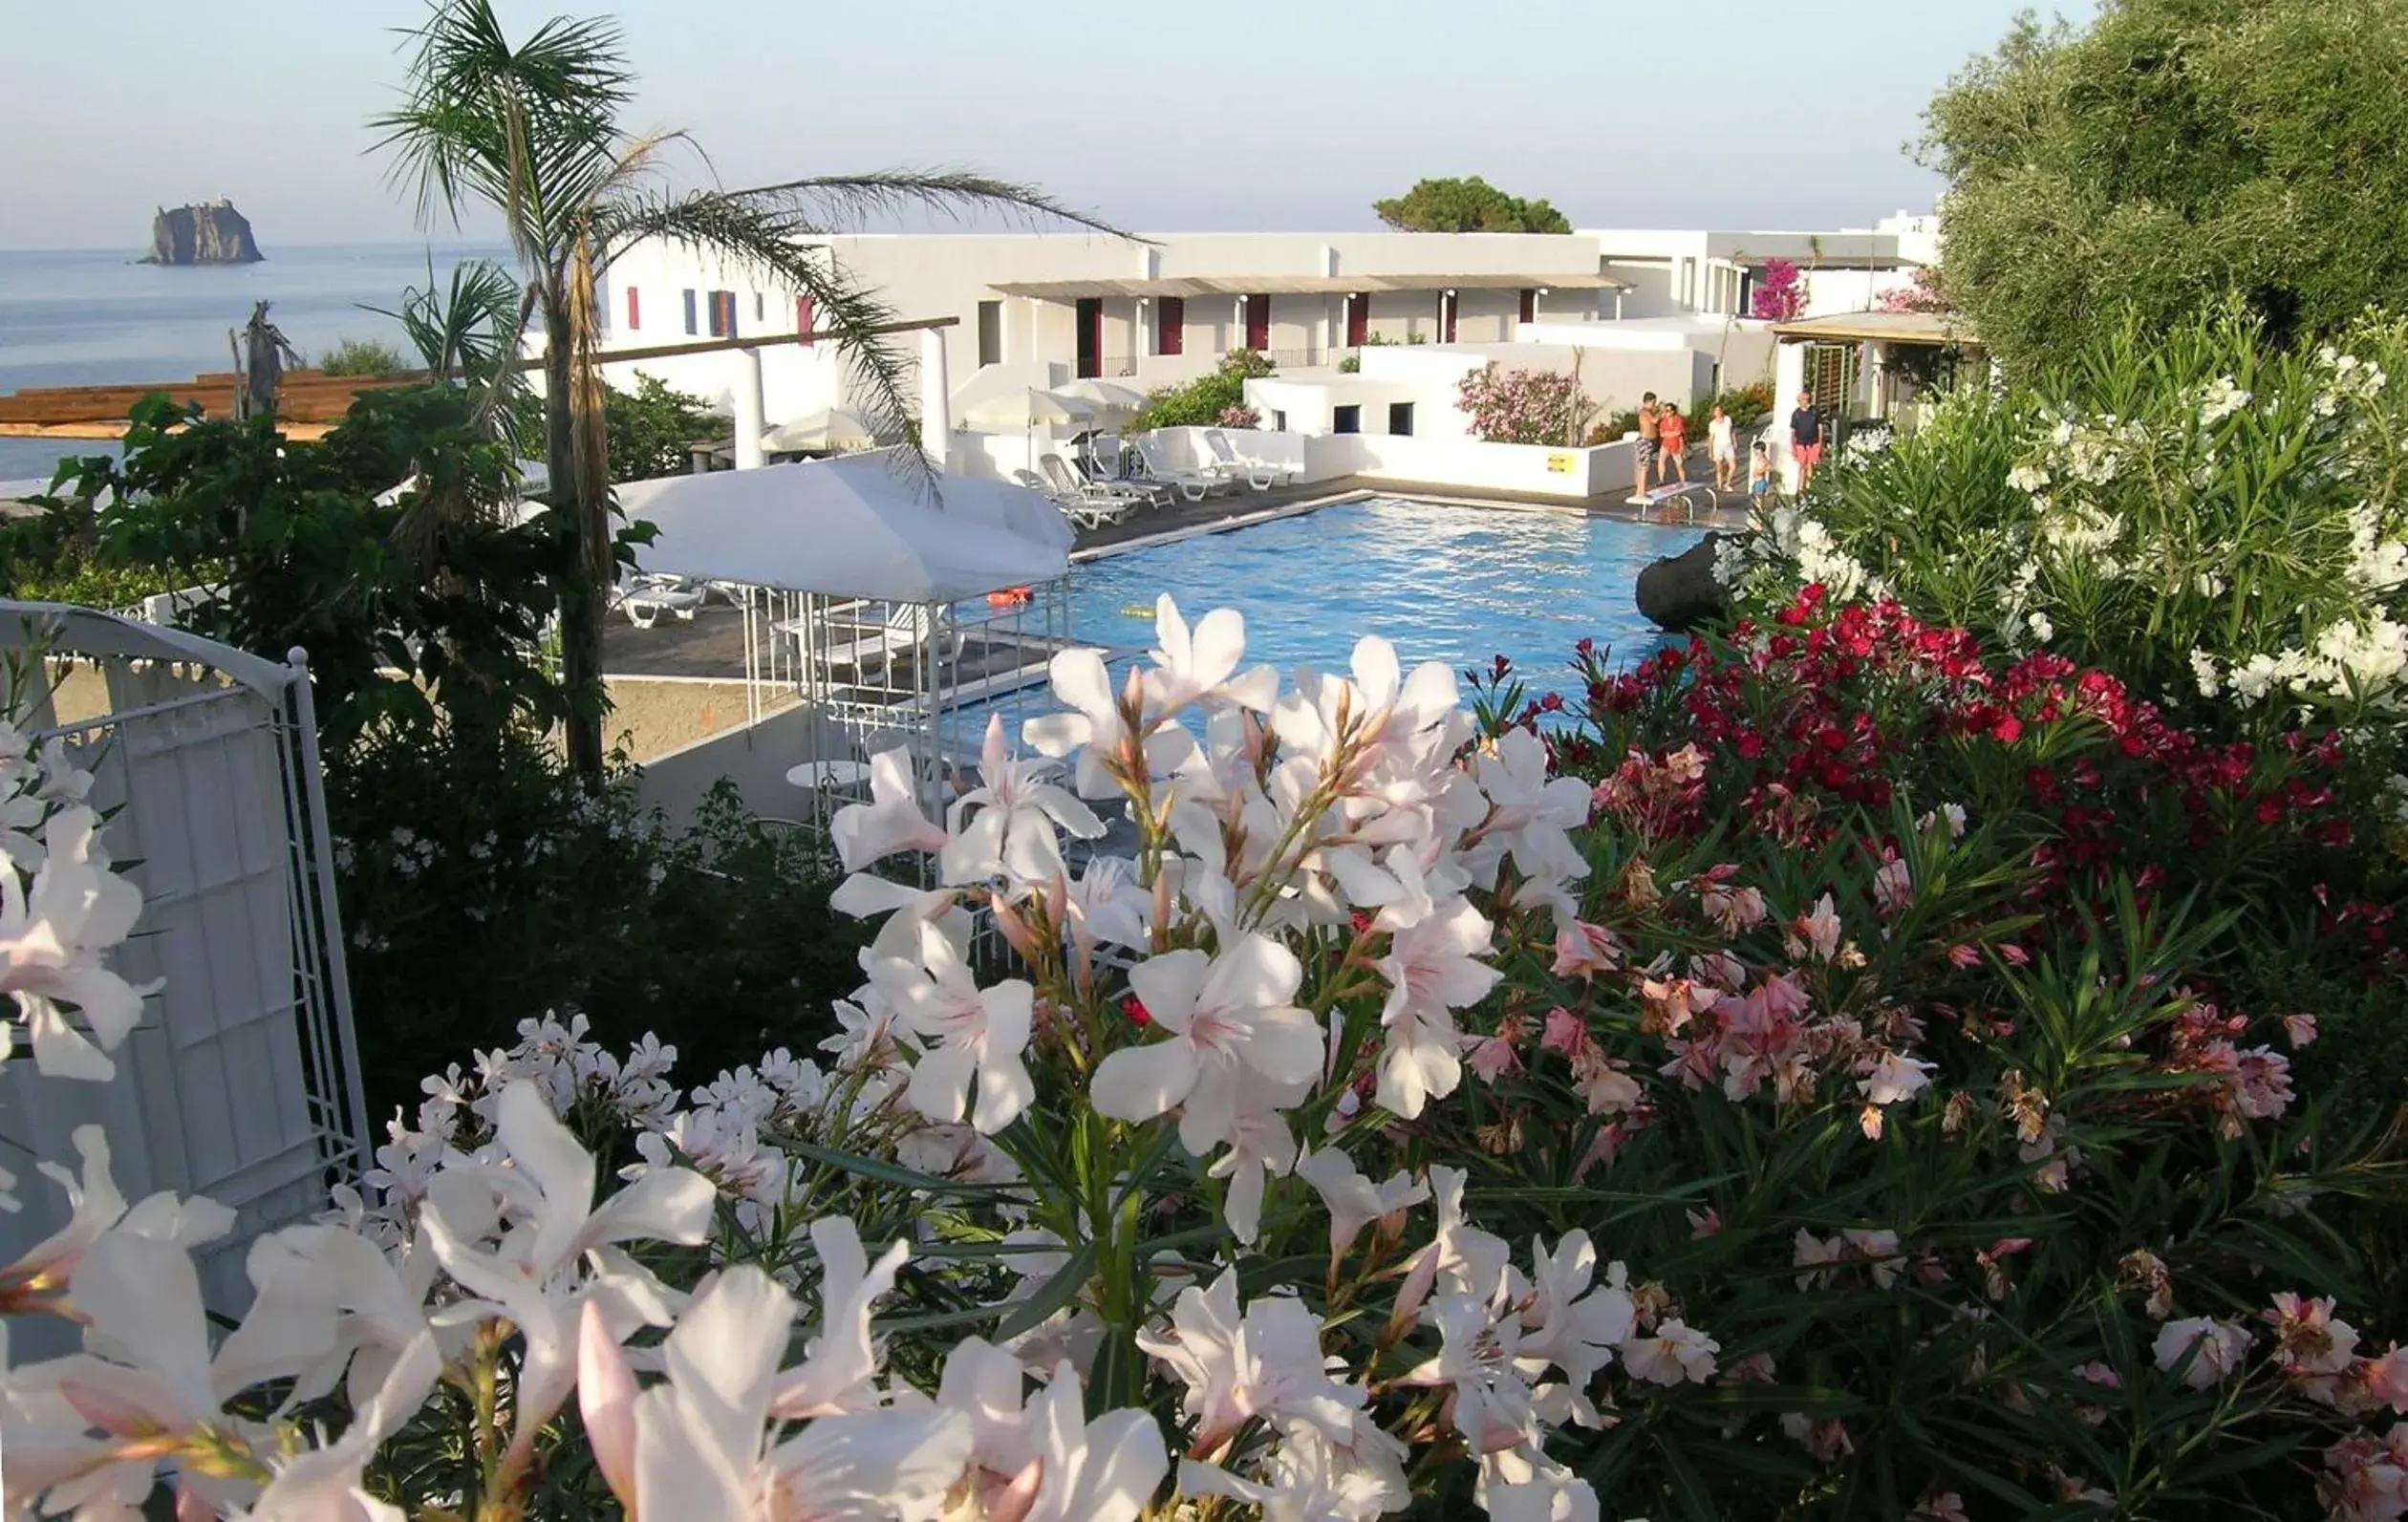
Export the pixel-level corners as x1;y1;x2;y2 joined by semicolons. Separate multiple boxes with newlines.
965;497;1701;740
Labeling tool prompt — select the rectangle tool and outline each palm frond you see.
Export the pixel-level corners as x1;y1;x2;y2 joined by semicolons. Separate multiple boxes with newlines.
591;189;920;477
364;254;522;387
373;0;632;239
735;170;1133;241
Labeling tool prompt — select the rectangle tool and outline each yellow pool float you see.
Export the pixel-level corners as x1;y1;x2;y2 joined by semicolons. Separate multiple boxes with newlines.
1119;603;1155;619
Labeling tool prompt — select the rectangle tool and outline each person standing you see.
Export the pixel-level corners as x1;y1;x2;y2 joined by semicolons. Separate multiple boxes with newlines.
1707;402;1736;491
1631;392;1662;500
1789;390;1826;489
1657;401;1688;484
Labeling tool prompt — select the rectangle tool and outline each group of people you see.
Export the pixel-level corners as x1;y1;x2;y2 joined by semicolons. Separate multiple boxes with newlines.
1630;389;1832;503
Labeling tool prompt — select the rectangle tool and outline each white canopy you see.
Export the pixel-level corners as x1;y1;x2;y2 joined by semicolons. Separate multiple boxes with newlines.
618;451;1072;603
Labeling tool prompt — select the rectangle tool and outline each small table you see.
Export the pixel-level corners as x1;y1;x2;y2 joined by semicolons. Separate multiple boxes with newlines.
785;760;871;793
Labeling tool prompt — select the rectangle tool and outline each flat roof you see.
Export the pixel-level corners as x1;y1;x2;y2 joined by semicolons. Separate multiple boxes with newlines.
1770;310;1977;346
989;270;1628;300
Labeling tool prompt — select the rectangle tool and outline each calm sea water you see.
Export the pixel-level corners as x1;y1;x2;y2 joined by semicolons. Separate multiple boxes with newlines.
0;242;509;482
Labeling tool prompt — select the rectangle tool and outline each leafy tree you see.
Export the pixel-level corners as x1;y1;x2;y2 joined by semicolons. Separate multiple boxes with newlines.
509;373;721;483
316;336;408;375
1372;176;1572;234
44;387;603;756
1129;350;1275;431
1924;0;2408;374
374;0;1112;779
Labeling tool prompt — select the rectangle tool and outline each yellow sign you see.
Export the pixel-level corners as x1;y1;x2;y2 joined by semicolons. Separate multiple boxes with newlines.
1545;453;1576;474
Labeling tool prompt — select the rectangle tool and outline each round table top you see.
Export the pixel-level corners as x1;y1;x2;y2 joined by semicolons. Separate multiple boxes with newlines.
785;760;871;790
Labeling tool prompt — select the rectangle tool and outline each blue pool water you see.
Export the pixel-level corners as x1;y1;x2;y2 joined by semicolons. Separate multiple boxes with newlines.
962;498;1700;741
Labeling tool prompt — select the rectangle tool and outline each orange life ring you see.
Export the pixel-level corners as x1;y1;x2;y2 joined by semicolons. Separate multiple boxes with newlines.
987;586;1033;608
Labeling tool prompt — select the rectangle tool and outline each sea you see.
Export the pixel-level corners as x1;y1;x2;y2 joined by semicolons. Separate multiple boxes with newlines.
0;242;511;483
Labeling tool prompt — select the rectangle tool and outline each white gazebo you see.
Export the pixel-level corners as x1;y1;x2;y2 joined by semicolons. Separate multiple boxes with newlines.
616;448;1075;831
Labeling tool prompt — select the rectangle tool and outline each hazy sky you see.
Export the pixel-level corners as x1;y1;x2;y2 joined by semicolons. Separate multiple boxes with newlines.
3;0;2074;251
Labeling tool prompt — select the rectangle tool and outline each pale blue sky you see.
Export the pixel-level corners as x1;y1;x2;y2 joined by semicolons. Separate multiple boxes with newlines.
1;0;2078;250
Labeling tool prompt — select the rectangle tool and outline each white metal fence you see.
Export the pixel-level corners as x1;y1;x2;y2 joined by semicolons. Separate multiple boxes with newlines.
0;604;368;1331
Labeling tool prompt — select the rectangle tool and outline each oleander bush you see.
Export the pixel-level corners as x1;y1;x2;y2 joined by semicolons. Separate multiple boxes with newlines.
11;587;2408;1521
1719;303;2408;736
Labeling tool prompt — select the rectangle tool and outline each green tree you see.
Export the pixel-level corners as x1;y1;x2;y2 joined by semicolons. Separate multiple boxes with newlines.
509;372;721;483
1924;0;2408;374
375;0;1113;778
1372;175;1571;234
316;336;408;375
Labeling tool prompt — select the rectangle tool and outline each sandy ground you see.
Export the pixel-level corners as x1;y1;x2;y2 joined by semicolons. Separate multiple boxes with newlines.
600;678;794;762
27;660;783;767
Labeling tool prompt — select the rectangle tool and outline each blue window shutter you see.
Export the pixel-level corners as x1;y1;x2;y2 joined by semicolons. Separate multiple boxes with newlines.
682;289;698;335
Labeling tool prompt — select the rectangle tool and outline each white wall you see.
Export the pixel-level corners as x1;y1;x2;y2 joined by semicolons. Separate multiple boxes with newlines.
1313;433;1645;501
633;698;825;831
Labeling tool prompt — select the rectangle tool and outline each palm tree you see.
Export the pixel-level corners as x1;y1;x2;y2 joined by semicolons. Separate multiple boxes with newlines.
376;0;1116;778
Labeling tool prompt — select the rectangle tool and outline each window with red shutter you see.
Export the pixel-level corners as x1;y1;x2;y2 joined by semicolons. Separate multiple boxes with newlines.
625;286;640;331
796;296;817;347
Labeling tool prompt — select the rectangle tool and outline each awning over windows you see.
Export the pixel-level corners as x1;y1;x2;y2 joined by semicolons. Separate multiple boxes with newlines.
988;271;1628;301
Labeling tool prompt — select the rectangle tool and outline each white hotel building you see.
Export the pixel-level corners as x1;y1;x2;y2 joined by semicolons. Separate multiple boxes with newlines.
591;213;1937;453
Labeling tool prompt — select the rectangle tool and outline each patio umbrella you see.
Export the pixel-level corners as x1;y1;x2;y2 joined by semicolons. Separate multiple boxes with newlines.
959;387;1097;431
1050;378;1148;424
958;387;1099;482
763;406;879;454
619;451;1071;602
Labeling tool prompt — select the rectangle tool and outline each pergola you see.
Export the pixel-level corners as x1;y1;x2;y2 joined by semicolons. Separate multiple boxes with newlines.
615;449;1076;833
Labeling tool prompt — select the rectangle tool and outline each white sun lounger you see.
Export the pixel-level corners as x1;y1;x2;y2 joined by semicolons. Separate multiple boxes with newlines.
1130;435;1224;503
1019;465;1137;531
618;574;706;629
1200;429;1295;491
777;604;961;677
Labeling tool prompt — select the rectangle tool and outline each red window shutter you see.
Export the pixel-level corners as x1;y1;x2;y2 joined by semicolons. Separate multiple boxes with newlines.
1158;296;1184;355
796;295;817;347
1345;293;1368;348
625;286;640;330
1518;288;1537;326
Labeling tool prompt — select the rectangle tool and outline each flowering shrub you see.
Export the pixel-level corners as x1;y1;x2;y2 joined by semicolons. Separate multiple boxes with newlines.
1874;266;1950;315
1457;363;1596;445
1750;258;1804;323
8;593;2408;1522
1721;303;2408;736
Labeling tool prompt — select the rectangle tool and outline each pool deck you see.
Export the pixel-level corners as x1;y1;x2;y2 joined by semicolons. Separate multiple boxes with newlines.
603;478;1744;680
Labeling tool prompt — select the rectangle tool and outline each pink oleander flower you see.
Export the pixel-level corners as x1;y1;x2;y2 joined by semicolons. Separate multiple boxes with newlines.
2153;1317;2251;1389
2284;1014;2319;1048
1465;1033;1522;1083
1871;855;1913;915
1550;921;1622;979
1860;1049;1936;1106
1621;1318;1719;1385
1539;1005;1592;1060
1794;893;1842;962
2268;1293;2360;1376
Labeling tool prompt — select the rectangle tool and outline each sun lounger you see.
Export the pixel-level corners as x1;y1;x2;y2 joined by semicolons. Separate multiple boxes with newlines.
617;574;706;629
778;603;961;678
1200;429;1296;491
1031;459;1142;530
1075;437;1174;507
1129;436;1224;504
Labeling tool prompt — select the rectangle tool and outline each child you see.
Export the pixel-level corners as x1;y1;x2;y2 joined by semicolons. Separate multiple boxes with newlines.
1748;439;1774;503
1657;401;1688;484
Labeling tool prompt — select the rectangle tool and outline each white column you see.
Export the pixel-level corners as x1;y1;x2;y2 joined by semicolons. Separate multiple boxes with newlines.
1773;341;1808;491
919;327;953;472
732;347;765;471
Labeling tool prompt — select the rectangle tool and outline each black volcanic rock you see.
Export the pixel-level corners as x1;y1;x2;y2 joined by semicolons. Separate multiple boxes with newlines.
142;201;264;266
1635;531;1732;632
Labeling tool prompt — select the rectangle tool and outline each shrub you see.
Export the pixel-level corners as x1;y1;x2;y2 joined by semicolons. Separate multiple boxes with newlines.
332;732;863;1119
1721;303;2408;740
1750;257;1804;322
1129;349;1276;432
1458;362;1595;444
507;371;724;483
316;336;409;375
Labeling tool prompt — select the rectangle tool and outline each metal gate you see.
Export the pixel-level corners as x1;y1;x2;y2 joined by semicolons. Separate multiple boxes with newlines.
0;603;368;1325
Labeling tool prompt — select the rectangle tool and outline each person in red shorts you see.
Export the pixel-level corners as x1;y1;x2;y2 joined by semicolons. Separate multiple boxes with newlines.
1656;400;1688;484
1789;390;1826;488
